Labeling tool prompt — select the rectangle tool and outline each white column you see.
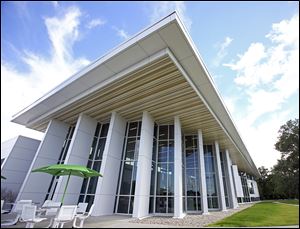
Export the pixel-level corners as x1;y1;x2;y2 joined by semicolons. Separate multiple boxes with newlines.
253;180;260;199
225;150;238;209
53;113;97;204
174;116;184;218
133;111;154;218
232;165;244;199
16;119;69;204
93;112;126;216
214;141;226;211
198;130;209;214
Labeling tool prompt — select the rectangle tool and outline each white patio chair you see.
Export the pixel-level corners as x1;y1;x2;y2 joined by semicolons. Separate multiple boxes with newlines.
52;205;77;228
1;199;9;214
36;200;53;216
13;200;33;213
1;200;32;226
72;204;94;228
43;201;61;228
76;203;88;215
19;204;47;228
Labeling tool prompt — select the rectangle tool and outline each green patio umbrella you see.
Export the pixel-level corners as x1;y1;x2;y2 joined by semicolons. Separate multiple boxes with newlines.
32;164;102;204
1;175;6;179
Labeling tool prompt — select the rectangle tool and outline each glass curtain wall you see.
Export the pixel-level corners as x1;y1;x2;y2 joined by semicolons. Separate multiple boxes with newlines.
115;121;141;214
182;135;186;213
184;135;201;212
149;125;175;214
78;123;109;210
44;126;75;201
204;145;219;209
220;152;230;208
240;172;251;202
149;123;158;213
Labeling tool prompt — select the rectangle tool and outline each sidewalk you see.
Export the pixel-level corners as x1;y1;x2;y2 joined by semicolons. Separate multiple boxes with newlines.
273;202;299;207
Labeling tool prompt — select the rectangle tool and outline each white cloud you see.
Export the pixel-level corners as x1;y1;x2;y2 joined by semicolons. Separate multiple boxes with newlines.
113;26;130;40
237;112;289;169
213;36;233;67
1;6;91;142
86;18;106;29
149;1;192;31
224;14;299;168
223;96;236;115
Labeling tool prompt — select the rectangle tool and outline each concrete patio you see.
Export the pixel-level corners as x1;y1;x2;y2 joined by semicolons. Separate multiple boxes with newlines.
1;203;254;228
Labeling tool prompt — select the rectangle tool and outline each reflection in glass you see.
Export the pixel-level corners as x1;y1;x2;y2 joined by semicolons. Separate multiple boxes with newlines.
45;126;75;201
150;124;175;214
116;121;141;214
168;141;174;162
220;152;230;208
187;197;197;211
184;135;201;212
118;196;129;213
159;125;168;140
120;162;133;195
168;197;174;213
158;141;168;162
168;163;174;196
78;122;109;211
156;197;167;213
204;145;219;209
156;163;168;196
85;195;95;212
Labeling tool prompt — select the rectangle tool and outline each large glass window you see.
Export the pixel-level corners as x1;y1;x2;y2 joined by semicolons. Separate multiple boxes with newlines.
78;123;109;210
44;126;75;201
115;121;141;214
149;124;174;214
183;135;201;212
240;172;251;202
149;124;158;214
220;152;230;208
204;145;219;209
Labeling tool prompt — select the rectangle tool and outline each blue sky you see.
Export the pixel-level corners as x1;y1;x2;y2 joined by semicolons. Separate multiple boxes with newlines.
1;1;299;169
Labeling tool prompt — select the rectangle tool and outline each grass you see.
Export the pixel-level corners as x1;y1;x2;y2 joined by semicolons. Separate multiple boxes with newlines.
208;201;299;227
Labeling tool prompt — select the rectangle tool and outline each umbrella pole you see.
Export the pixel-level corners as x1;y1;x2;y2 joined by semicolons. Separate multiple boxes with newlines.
61;172;71;204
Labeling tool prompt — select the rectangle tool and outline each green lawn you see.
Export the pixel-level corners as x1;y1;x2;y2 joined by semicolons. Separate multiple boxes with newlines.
275;199;299;205
208;202;299;227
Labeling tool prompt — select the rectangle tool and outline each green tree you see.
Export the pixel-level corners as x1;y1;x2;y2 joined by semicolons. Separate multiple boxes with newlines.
273;118;299;198
257;119;299;199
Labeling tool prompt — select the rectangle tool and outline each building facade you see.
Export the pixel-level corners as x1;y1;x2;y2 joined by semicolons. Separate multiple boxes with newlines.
1;136;40;204
12;12;260;218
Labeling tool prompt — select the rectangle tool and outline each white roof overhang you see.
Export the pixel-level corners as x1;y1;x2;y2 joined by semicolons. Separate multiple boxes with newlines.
11;12;259;177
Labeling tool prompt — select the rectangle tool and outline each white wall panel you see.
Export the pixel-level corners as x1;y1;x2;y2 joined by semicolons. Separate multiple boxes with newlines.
93;112;127;216
232;165;244;198
174;116;184;218
16;120;69;204
53;114;97;204
133;111;154;218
